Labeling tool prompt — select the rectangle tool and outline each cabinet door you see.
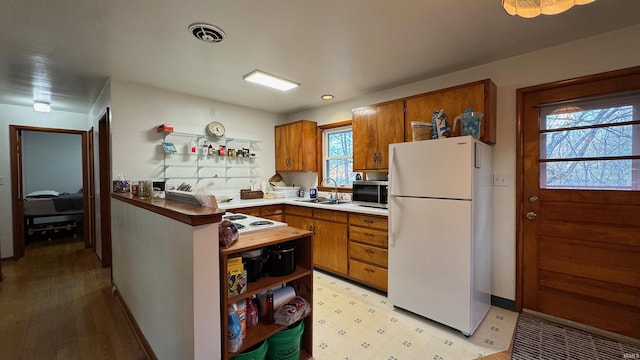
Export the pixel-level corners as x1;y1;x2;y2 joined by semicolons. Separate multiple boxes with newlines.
353;107;379;171
285;213;313;232
275;120;318;172
275;123;293;171
374;101;405;169
313;219;348;276
404;79;496;144
353;101;404;171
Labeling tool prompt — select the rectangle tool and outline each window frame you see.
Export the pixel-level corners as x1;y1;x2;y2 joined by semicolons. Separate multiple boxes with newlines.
318;120;354;193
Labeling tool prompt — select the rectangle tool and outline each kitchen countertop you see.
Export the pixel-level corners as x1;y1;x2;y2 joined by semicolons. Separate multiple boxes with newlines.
218;197;388;217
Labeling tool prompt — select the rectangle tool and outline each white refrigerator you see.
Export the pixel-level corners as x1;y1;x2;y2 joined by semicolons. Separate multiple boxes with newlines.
387;136;492;336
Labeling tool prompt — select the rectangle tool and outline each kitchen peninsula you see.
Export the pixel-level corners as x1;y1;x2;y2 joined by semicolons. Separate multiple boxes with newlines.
110;193;318;359
111;193;225;359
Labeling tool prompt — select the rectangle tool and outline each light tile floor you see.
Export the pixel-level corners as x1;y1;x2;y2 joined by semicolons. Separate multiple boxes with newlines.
312;271;518;360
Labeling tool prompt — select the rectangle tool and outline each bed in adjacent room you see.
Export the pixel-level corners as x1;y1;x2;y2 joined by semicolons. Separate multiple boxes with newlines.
23;190;84;241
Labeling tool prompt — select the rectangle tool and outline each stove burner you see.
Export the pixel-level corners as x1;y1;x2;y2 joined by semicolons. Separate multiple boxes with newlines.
233;223;245;230
249;220;274;226
224;214;248;221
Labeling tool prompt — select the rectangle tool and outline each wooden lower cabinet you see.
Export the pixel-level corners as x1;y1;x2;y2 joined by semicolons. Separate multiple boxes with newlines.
219;227;313;360
285;206;389;292
284;205;348;276
348;214;389;292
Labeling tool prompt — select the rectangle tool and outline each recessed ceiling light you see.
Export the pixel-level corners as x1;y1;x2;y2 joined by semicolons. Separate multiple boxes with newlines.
243;70;299;91
33;101;51;112
321;94;334;100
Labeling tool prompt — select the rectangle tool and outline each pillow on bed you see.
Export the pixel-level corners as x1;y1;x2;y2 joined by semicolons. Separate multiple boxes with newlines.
26;190;60;198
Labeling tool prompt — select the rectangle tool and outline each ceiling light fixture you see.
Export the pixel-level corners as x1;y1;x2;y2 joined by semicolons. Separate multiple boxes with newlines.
321;94;334;100
33;101;51;112
502;0;596;18
243;70;299;91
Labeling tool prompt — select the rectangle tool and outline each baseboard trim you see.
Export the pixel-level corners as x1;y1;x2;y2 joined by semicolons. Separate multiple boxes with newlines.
491;295;516;311
113;284;157;360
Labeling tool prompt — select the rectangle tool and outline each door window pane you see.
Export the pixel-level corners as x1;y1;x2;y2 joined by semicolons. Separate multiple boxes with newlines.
539;92;640;190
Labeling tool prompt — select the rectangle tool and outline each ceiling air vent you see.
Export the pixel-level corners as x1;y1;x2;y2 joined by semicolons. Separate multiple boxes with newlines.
189;23;226;43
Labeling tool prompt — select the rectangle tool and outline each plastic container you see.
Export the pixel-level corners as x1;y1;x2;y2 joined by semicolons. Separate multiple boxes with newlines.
228;304;243;353
453;109;484;139
272;186;301;198
411;121;432;141
235;299;247;339
266;321;305;360
231;340;268;360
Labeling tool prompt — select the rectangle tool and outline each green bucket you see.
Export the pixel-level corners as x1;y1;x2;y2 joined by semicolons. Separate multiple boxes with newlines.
232;339;268;360
266;321;305;360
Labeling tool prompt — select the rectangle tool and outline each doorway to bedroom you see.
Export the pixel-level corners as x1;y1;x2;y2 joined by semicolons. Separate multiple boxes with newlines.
9;126;91;259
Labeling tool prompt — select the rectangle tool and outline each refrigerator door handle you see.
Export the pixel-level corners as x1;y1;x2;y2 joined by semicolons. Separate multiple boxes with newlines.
388;145;396;247
389;145;396;196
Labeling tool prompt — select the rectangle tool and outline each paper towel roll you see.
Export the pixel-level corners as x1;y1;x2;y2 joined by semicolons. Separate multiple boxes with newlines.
273;286;296;310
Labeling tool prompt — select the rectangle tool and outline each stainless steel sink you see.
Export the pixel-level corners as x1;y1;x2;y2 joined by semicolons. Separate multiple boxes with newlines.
296;197;339;205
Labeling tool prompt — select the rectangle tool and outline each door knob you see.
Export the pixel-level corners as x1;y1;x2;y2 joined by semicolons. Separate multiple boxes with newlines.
526;211;537;220
528;195;538;203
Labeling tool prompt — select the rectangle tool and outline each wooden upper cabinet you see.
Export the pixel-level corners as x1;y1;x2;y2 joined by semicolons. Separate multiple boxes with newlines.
404;79;497;144
275;120;318;172
352;100;405;171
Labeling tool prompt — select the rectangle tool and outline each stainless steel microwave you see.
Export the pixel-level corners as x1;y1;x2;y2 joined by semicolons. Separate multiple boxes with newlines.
352;180;388;208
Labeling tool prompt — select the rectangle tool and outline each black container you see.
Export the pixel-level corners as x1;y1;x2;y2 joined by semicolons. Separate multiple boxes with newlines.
241;248;268;282
265;242;296;276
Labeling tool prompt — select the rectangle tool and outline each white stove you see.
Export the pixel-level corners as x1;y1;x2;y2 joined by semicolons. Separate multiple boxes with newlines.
222;212;288;234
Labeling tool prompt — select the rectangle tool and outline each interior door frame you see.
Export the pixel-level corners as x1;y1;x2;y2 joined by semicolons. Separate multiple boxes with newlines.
515;65;640;312
98;109;112;268
10;125;91;259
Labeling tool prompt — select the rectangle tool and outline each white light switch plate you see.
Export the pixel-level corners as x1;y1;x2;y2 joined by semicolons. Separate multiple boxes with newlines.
492;173;509;187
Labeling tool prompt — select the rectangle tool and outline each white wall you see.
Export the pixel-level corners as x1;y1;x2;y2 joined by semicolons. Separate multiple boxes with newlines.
0;104;89;258
22;131;83;195
109;80;283;196
287;24;640;301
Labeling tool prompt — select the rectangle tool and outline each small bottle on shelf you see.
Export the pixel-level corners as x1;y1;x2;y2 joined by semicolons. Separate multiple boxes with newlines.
261;289;274;325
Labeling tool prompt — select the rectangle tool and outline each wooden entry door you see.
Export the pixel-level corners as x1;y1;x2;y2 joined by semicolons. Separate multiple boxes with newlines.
518;67;640;339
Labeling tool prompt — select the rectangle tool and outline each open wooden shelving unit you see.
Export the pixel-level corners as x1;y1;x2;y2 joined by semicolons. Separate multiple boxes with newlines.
219;226;314;360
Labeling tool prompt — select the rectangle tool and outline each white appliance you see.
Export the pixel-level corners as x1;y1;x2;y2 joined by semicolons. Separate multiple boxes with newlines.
387;136;492;336
222;213;287;234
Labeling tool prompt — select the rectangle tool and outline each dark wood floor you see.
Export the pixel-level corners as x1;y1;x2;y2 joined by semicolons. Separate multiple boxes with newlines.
0;238;147;360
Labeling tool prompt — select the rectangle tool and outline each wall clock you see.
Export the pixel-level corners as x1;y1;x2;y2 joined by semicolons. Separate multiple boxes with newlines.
207;121;225;137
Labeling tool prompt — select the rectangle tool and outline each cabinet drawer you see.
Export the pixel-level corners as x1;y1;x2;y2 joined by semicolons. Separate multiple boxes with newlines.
284;205;313;217
349;226;387;248
260;204;283;216
349;242;388;267
313;208;348;223
262;214;283;222
349;259;388;291
349;214;388;231
229;206;260;216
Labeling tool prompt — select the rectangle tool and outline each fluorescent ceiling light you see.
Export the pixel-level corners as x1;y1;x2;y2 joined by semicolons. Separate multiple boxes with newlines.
243;70;299;91
33;101;51;112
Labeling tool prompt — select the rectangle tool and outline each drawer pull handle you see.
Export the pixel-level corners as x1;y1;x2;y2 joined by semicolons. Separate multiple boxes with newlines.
365;268;375;273
364;249;374;254
364;219;374;224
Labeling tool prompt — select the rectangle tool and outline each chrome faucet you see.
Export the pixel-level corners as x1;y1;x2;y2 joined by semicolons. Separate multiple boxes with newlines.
320;178;338;200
